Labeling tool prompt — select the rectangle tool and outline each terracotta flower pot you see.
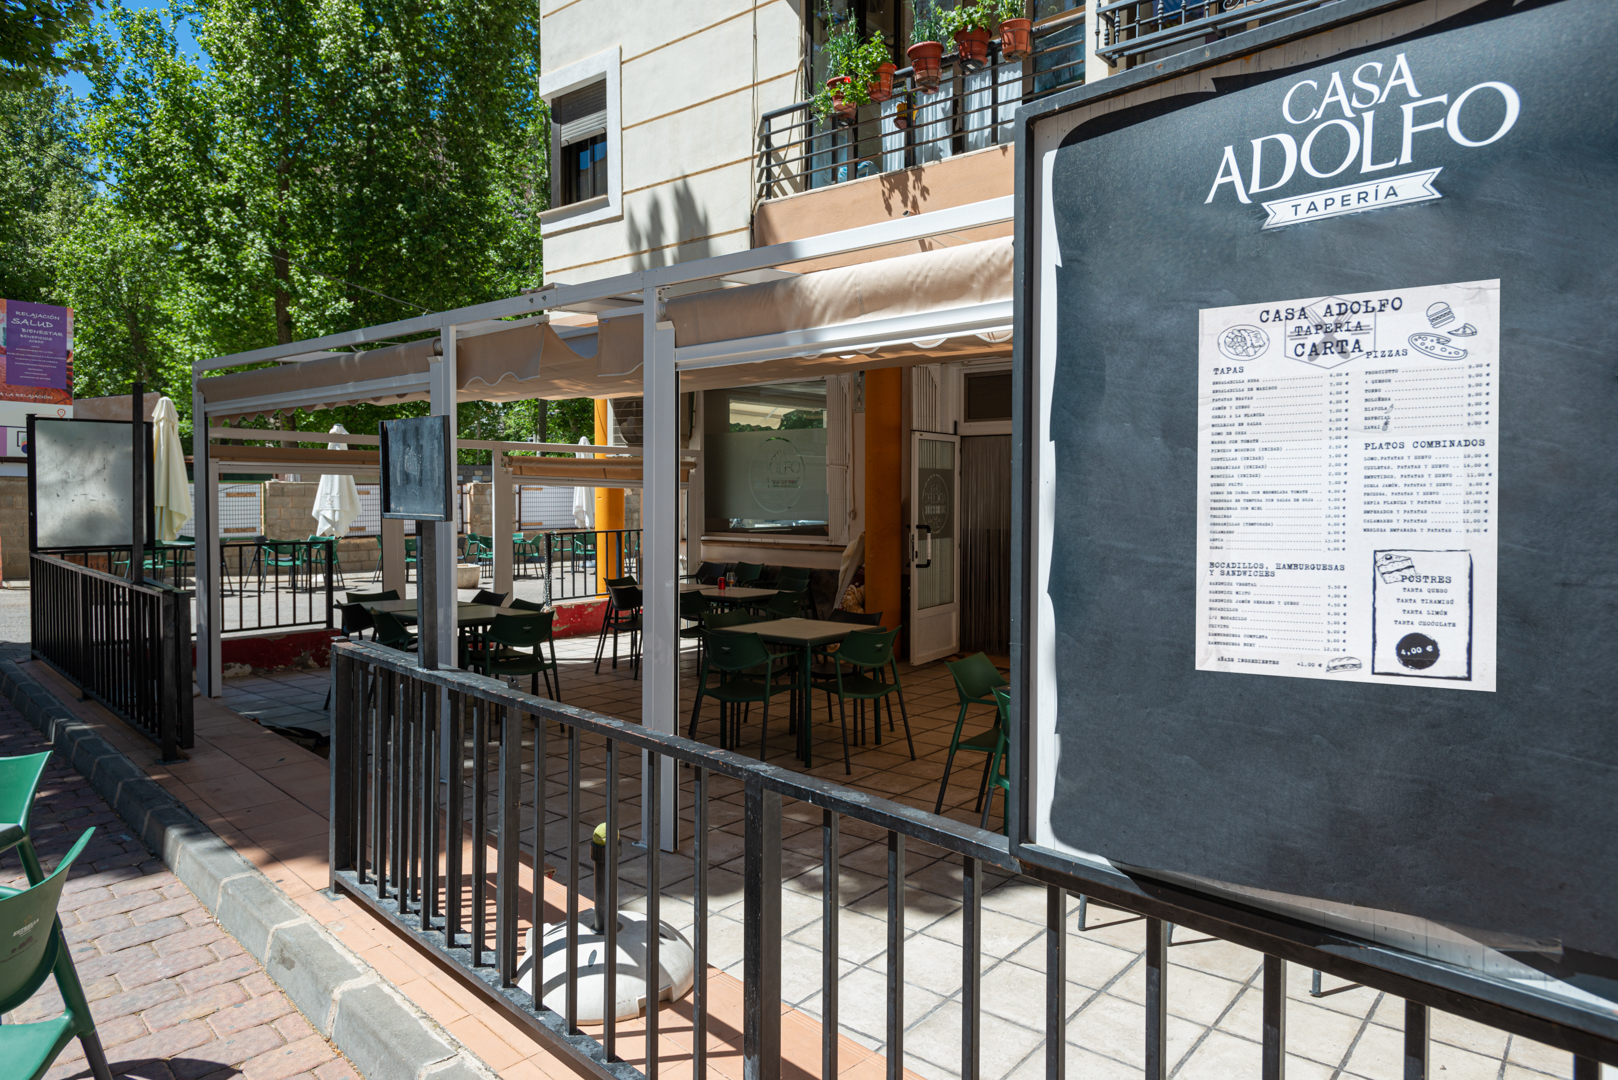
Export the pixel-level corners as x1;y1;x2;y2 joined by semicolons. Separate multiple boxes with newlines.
868;62;897;103
954;27;992;68
828;76;856;121
999;18;1033;61
907;40;944;92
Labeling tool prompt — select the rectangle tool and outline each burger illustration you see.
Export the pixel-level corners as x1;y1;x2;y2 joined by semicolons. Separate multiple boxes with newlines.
1426;302;1455;330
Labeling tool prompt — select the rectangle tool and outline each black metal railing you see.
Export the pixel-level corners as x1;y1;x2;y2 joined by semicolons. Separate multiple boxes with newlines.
1094;0;1343;65
757;13;1084;203
30;554;194;760
516;528;642;603
50;538;339;636
328;639;1611;1080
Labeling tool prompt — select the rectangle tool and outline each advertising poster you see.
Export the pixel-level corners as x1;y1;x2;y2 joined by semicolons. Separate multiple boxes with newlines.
0;299;75;451
1024;0;1618;981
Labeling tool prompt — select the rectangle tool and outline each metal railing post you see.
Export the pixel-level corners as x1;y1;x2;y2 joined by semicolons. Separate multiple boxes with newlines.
329;652;356;890
963;856;982;1080
742;777;781;1080
1405;1001;1429;1080
1145;917;1168;1080
1046;884;1066;1080
1263;955;1287;1080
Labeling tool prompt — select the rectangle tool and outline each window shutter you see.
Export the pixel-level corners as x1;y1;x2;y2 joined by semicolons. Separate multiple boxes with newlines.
553;80;607;144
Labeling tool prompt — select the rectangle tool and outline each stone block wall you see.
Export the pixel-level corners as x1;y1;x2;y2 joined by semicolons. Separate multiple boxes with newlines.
262;481;378;572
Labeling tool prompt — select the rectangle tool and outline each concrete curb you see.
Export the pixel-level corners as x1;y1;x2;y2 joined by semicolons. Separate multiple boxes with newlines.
0;659;500;1080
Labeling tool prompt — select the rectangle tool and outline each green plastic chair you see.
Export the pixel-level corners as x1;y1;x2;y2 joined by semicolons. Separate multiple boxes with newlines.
509;597;549;612
0;827;114;1080
479;611;562;700
346;589;399;605
688;631;792;755
758;590;804;620
0;753;51;885
372;536;385;582
982;687;1012;835
936;653;1011;814
733;562;765;586
812;626;914;773
700;608;756;631
371;610;418;652
680;591;712;659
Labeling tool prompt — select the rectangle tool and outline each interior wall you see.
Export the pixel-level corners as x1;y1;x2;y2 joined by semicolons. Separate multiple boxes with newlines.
863;368;903;631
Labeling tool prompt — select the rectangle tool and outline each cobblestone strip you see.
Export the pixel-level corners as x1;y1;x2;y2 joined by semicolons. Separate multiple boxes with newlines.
0;697;357;1080
0;658;498;1080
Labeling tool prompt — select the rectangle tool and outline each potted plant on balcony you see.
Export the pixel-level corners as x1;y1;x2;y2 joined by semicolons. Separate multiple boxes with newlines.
943;0;995;71
813;15;895;122
906;2;949;93
995;0;1033;62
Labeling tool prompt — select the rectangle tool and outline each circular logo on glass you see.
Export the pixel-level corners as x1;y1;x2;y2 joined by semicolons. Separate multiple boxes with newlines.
749;436;806;513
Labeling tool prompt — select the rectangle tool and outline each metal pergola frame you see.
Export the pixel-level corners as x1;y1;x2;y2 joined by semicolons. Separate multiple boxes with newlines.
191;196;1016;851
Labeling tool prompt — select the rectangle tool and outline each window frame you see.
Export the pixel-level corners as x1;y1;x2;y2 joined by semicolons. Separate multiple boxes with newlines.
538;47;622;233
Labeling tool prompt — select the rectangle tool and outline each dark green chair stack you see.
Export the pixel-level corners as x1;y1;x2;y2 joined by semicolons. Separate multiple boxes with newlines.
935;652;1010;815
479;611;562;700
688;631;791;754
0;828;114;1080
812;625;914;774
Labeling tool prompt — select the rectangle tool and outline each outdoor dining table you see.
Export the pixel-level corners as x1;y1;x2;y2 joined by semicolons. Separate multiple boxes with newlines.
698;586;778;611
358;599;527;665
717;617;858;766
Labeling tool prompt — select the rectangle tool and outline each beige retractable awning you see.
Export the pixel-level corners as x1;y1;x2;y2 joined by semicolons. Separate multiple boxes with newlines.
197;236;1012;416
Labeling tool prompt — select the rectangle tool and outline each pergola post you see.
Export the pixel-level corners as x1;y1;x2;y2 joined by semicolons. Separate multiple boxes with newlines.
427;324;459;668
380;517;406;596
192;389;221;697
643;299;679;852
493;450;515;598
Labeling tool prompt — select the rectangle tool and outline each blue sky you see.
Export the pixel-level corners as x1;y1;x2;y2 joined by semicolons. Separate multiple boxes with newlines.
62;0;206;99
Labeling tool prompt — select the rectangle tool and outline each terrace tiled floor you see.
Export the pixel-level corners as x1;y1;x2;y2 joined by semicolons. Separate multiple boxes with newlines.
225;618;1593;1080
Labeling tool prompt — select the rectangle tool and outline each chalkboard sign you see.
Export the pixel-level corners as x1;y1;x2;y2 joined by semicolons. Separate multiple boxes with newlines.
1017;0;1617;1019
28;416;154;552
380;415;453;522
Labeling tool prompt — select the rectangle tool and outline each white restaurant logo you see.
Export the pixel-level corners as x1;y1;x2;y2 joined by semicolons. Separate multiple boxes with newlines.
1204;54;1520;228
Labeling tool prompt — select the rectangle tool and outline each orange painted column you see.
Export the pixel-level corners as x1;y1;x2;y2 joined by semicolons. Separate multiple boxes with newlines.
593;400;625;593
863;368;904;631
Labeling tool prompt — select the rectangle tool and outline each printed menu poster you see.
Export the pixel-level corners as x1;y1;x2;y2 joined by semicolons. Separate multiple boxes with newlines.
1195;280;1498;691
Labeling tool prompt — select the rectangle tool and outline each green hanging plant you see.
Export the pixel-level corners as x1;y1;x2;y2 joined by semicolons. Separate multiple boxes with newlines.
811;12;892;123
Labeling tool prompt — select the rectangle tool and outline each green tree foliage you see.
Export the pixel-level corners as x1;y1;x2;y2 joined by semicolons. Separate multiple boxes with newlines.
45;0;567;444
0;82;92;303
0;0;100;91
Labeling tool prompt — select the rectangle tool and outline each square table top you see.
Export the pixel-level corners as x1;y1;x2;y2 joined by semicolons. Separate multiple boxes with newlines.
357;598;527;624
719;617;860;646
701;586;778;601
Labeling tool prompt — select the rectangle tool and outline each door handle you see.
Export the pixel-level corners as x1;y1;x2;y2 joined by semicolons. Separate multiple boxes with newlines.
914;524;932;570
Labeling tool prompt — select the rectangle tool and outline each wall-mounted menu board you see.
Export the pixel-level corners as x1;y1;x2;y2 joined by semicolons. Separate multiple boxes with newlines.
1017;0;1618;1031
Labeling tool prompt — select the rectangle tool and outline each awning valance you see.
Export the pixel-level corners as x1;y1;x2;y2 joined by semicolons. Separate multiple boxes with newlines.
197;236;1012;415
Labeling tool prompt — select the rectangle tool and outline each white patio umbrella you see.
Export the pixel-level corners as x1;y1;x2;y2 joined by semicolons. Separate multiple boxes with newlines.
572;435;594;528
312;424;362;538
151;397;192;542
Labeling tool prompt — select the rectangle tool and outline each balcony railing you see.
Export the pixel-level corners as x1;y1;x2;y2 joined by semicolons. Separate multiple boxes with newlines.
757;11;1084;203
1094;0;1345;65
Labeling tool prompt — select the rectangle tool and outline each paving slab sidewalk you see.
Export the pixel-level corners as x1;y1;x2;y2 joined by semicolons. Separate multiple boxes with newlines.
0;694;360;1080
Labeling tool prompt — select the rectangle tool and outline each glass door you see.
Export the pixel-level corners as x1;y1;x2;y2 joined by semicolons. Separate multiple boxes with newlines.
909;430;960;664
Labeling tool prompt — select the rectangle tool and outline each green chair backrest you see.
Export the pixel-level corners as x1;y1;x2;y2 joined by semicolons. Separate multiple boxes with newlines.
486;611;555;648
472;589;509;607
702;631;772;674
509;598;549;612
762;591;803;619
702;608;756;630
0;752;50;836
372;610;415;649
775;567;811;588
346;590;399;605
405;537;417;555
833;626;898;670
734;562;765;585
992;685;1011;725
0;827;93;1013
680;591;711;619
946;652;1009;703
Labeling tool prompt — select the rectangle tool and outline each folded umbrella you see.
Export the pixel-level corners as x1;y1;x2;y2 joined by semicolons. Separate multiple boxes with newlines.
312;424;362;538
572;435;594;529
152;397;193;543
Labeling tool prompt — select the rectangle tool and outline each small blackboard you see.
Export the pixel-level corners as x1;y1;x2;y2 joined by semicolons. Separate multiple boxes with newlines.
380;415;453;521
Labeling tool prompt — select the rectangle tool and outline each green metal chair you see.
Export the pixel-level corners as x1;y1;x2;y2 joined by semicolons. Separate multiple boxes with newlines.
688;631;792;755
935;653;1010;814
700;608;756;631
680;591;712;659
465;533;495;579
733;562;765;586
372;536;385;582
812;626;914;773
0;753;51;885
509;597;549;612
479;611;562;700
371;609;418;653
0;827;114;1080
303;534;343;589
982;687;1012;835
262;540;305;591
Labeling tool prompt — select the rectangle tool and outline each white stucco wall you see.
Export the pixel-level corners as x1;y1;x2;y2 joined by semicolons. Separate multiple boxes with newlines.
539;0;806;283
